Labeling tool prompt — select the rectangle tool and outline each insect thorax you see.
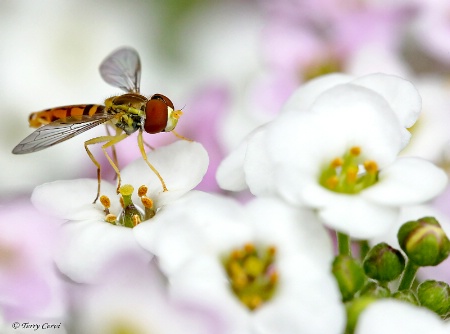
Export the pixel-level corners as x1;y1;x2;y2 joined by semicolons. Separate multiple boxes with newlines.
105;93;148;135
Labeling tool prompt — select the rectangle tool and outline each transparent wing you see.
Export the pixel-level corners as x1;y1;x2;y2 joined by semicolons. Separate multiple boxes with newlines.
99;47;141;93
12;114;117;154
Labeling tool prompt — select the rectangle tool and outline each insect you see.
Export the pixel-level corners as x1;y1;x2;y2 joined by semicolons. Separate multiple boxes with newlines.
12;47;185;203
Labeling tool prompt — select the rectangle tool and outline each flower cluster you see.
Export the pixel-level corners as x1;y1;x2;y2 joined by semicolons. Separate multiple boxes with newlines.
7;72;447;334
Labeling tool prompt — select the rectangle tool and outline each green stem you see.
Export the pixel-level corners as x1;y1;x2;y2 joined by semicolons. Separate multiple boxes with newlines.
337;232;352;257
359;240;370;261
398;261;419;291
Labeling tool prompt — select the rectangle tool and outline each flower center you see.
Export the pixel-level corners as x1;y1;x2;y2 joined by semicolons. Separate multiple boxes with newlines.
319;146;379;194
99;184;156;228
222;243;278;311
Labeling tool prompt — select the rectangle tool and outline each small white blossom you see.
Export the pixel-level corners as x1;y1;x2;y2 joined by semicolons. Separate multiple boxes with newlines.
31;141;208;283
217;73;447;239
134;192;344;334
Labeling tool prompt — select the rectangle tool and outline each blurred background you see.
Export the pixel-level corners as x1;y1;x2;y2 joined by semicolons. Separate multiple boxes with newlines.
2;0;450;197
2;0;450;328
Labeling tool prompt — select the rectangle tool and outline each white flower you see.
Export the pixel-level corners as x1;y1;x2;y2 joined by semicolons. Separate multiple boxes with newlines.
134;192;345;334
217;73;448;239
356;299;450;334
31;141;209;283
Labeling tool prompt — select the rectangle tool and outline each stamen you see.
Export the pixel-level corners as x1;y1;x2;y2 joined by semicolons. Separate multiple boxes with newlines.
100;195;111;215
331;158;344;168
223;244;278;311
132;214;141;226
138;185;148;197
364;160;378;174
105;214;117;224
319;147;379;194
350;146;361;156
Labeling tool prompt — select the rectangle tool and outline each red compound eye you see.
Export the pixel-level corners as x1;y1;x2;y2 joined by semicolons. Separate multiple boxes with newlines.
144;94;174;134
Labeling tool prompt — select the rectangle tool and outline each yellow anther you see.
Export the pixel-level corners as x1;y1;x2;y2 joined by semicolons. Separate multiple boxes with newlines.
350;146;361;156
364;160;378;174
141;196;153;209
270;271;279;284
99;195;111;208
326;176;339;189
267;246;277;256
231;249;245;260
331;157;344;168
138;185;148;197
132;214;141;227
119;196;124;208
119;184;134;197
105;214;117;224
246;295;263;310
244;243;255;253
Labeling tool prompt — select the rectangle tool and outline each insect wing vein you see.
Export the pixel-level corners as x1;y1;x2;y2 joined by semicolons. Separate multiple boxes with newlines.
99;47;141;93
12;115;114;154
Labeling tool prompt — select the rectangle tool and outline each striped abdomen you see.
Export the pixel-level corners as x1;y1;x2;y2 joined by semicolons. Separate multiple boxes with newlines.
28;104;105;128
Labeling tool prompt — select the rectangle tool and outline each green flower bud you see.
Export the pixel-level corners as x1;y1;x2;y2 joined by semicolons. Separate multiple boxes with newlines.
345;296;377;334
392;290;419;306
363;243;405;282
417;280;450;317
397;217;450;266
359;281;390;298
332;255;365;302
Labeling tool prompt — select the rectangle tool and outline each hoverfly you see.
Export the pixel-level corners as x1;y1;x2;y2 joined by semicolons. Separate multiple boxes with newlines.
12;47;185;203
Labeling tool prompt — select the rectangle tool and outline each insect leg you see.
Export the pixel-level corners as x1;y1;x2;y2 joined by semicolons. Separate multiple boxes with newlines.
100;133;129;194
171;129;193;142
84;133;127;203
137;129;168;192
105;124;122;177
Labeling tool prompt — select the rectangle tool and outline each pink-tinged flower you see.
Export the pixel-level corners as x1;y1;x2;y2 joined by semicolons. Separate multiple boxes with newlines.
69;252;225;334
218;73;447;239
134;191;344;333
31;141;209;283
0;200;66;322
356;299;450;334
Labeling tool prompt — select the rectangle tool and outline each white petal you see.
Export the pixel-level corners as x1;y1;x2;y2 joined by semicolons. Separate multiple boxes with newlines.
282;73;353;112
55;220;151;283
244;129;278;197
134;191;253;276
309;84;404;161
351;73;422;129
245;197;334;266
31;179;118;221
318;195;399;239
120;141;209;206
255;254;345;334
216;134;251;192
363;157;448;206
356;299;448;334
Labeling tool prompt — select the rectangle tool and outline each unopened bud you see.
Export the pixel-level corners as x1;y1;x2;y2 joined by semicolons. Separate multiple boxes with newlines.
332;255;365;302
417;280;450;317
397;217;450;266
363;243;405;282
